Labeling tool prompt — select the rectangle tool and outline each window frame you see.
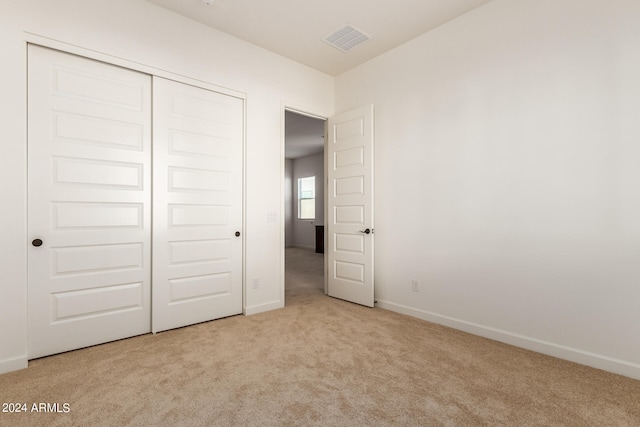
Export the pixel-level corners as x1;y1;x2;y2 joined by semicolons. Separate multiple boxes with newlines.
297;176;316;220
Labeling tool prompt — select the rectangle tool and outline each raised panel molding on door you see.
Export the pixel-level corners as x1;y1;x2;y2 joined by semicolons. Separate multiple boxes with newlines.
28;46;245;359
152;77;244;333
27;45;152;359
327;105;375;307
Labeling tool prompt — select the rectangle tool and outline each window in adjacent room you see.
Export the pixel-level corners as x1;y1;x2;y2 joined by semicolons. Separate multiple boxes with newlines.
298;176;315;220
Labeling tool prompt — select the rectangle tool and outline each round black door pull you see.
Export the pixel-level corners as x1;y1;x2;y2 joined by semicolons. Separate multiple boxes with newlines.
235;231;241;237
32;239;43;247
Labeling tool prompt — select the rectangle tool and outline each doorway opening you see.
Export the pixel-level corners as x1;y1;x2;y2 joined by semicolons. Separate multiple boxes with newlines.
284;110;327;305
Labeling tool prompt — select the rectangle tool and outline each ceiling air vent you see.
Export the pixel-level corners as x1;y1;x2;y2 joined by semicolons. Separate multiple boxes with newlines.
323;24;370;53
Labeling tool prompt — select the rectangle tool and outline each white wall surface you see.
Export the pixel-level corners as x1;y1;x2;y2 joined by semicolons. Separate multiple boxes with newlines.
291;153;325;249
284;158;294;247
0;0;333;373
336;0;640;379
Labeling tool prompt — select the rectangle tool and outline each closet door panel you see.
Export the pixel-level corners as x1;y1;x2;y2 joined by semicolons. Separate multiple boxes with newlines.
152;77;243;333
27;45;152;359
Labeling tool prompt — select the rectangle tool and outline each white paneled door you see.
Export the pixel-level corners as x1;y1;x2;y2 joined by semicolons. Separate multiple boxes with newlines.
327;105;374;307
152;78;244;333
28;47;244;358
27;45;153;358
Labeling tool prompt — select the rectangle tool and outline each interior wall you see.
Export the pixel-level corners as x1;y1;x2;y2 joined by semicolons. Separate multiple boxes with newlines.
284;158;294;247
291;153;325;249
0;0;333;374
336;0;640;379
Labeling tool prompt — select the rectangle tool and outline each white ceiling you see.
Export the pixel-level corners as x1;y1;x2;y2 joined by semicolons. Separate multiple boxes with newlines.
145;0;492;76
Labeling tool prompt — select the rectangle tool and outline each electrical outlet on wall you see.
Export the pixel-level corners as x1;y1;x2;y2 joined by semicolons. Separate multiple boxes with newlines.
252;278;260;289
411;279;420;292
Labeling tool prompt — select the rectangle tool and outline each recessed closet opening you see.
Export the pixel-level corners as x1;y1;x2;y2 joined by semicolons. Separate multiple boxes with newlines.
27;44;245;359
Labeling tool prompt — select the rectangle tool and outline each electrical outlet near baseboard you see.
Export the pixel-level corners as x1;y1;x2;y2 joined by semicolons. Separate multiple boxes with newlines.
252;277;260;289
411;279;420;292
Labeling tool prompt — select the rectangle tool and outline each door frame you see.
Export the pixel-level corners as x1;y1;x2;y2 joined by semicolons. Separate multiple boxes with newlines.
24;34;248;317
281;105;330;303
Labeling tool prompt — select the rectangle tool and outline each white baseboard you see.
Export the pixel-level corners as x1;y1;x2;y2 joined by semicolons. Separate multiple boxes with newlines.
0;355;28;375
375;299;640;381
244;300;284;316
290;244;315;250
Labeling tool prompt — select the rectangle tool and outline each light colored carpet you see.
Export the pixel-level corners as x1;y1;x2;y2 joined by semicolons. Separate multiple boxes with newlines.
1;247;639;426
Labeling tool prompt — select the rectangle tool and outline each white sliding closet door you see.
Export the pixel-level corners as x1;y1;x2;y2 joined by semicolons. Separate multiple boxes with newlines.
27;45;152;359
152;77;244;333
